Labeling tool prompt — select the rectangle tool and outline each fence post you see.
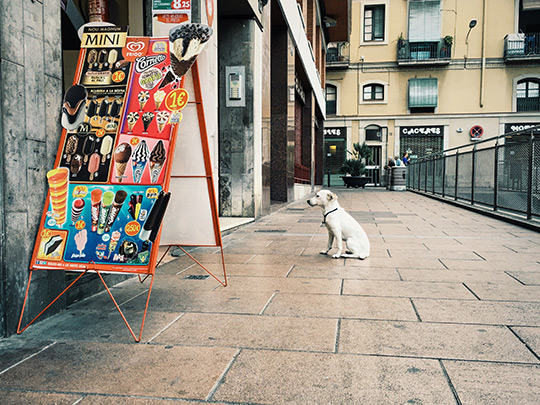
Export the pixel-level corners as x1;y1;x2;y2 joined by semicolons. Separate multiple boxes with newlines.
527;130;534;219
432;157;436;194
494;139;499;211
471;144;476;205
455;150;459;201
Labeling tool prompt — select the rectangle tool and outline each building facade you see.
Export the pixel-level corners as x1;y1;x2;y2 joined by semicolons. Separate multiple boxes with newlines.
325;0;540;186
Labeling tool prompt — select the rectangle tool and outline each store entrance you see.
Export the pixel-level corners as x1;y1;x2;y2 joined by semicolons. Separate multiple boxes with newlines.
400;136;443;159
324;137;346;186
365;145;382;185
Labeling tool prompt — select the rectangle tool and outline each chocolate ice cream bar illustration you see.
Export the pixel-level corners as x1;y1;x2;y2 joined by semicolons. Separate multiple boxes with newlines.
87;49;97;70
98;98;110;124
82;135;96;164
128;194;137;220
64;134;78;163
169;23;213;78
149;140;167;183
97;190;114;235
131;140;149;183
44;235;63;256
138;90;150;110
135;194;143;219
156;111;170;133
88;152;100;180
71;198;85;225
90;188;102;232
113;142;132;182
153;90;166;110
104;190;127;233
62;84;88;131
109;97;122;119
140;191;171;242
142;112;154;132
86;96;98;123
158;69;176;90
70;154;83;174
100;135;113;163
126;112;139;132
107;231;121;259
98;49;108;70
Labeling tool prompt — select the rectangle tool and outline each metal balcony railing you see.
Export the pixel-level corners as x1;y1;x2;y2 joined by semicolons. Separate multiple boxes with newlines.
504;33;540;60
397;39;452;65
407;126;540;222
326;42;350;64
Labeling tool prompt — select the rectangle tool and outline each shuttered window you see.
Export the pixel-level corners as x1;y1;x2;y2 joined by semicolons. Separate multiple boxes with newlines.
408;78;438;108
408;0;441;42
364;5;385;41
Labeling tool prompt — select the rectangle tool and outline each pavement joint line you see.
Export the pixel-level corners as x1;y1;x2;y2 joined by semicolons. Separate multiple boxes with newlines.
0;341;57;376
473;251;487;260
71;395;86;405
438;359;463;405
507;326;540;362
176;263;197;275
146;313;186;343
205;348;242;402
243;255;257;264
438;259;449;269
284;264;295;278
503;244;519;253
462;283;482;300
395;268;403;281
115;288;149;309
259;292;277;315
409;298;422;321
339;279;344;295
263;240;273;248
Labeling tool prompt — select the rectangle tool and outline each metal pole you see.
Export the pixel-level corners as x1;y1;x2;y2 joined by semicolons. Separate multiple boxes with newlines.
442;154;446;197
494;139;499;211
455;151;459;200
527;130;534;219
327;169;331;187
471;145;476;204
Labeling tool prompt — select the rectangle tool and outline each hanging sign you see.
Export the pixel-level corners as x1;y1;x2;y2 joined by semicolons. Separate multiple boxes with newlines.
152;0;191;36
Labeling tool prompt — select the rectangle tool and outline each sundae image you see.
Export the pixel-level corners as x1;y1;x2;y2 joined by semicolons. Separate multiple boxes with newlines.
61;84;88;131
154;90;166;110
65;135;78;163
131;140;150;183
149;140;167;183
138;90;150;110
169;23;213;78
142;112;154;132
126;112;139;132
156;111;170;133
113;143;132;182
46;167;69;227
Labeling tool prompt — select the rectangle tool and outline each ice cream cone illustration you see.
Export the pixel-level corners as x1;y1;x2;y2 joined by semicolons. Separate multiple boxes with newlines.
142;112;154;132
47;167;69;227
153;90;166;110
156;111;170;133
131;140;150;183
138;91;149;110
113;143;132;182
126;112;139;132
149;140;167;184
169;23;213;78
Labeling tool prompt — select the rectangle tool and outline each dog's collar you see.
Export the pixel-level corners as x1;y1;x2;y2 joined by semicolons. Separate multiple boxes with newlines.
322;208;339;224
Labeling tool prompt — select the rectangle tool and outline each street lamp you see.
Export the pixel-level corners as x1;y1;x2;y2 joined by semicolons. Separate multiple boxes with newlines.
465;19;477;45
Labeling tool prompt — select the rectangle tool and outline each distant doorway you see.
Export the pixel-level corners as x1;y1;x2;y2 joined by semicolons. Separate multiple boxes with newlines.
365;145;382;185
324;135;346;186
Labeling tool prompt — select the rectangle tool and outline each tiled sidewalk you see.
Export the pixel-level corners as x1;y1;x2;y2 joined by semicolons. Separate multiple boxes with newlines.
1;188;540;404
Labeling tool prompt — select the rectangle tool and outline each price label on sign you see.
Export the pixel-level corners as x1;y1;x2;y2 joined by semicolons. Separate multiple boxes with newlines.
165;88;189;111
125;221;141;237
171;0;191;9
112;71;125;83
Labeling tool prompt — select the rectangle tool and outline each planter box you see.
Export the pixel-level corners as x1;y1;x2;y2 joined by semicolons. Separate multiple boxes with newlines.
341;176;369;188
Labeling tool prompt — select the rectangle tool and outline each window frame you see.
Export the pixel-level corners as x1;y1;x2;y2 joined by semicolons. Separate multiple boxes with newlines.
363;83;385;101
360;1;389;46
325;83;338;115
513;75;540;112
359;80;388;105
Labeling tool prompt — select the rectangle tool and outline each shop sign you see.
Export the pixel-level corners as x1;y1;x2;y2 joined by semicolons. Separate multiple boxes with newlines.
81;26;128;49
504;123;540;134
400;126;443;136
324;127;346;138
153;0;191;11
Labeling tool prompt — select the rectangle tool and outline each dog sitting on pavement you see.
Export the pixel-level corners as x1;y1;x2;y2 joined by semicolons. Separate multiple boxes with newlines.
307;190;370;259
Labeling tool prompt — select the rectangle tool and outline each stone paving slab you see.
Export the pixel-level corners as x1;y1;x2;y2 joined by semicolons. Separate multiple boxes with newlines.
288;265;401;280
1;391;81;404
223;276;342;294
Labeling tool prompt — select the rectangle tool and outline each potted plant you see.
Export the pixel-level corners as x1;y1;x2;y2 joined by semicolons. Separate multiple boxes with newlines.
397;33;407;59
441;35;453;57
340;142;373;188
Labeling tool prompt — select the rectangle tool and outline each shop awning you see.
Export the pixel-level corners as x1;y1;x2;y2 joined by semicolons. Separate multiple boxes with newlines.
408;78;438;108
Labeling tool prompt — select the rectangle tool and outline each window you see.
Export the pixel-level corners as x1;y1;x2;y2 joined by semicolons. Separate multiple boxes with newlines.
365;125;383;141
408;78;438;113
363;84;384;101
517;79;540;111
364;5;385;42
408;0;441;42
326;84;337;115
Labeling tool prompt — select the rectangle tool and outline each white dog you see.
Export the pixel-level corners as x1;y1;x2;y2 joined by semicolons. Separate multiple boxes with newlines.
307;190;370;259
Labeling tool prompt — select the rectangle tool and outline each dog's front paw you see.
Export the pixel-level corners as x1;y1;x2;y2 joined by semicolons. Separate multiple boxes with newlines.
319;250;330;255
332;253;341;259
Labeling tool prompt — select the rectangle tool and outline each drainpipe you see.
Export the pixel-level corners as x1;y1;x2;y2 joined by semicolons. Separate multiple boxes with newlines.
480;0;487;107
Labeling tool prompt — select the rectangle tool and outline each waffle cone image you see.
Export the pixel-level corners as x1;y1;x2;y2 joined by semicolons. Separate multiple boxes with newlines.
116;162;128;182
150;162;163;183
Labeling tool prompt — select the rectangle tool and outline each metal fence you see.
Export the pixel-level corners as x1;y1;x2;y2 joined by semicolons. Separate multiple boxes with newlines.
407;126;540;221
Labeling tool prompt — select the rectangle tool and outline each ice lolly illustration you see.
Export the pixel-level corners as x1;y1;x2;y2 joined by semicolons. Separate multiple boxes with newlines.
131;140;150;183
109;96;122;119
100;135;113;163
107;49;118;69
153;90;166;110
90;188;102;232
98;98;110;124
169;23;213;78
104;190;127;233
97;190;114;234
126;112;139;132
107;230;121;259
138;90;150;110
46;167;69;227
71;198;85;225
74;229;88;256
87;49;97;69
149;140;167;183
70;153;83;174
142;112;154;132
82;135;96;164
88;152;100;180
156;111;170;133
86;96;98;123
65;135;78;163
98;49;108;70
113;143;132;182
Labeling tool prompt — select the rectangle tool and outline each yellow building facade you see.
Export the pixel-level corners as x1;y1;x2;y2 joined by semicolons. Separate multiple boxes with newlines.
325;0;540;186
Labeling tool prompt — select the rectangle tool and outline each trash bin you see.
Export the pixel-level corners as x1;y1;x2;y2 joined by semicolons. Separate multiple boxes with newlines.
390;166;407;191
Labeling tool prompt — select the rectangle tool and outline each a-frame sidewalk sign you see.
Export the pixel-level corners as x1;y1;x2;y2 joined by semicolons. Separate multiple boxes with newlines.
17;25;226;342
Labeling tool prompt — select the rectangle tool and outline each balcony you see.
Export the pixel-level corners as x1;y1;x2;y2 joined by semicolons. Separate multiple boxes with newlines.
397;39;452;66
504;33;540;62
326;42;350;66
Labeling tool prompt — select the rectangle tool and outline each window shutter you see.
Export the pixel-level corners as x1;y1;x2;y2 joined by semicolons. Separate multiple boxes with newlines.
523;0;540;11
409;0;441;42
409;78;438;108
373;6;384;39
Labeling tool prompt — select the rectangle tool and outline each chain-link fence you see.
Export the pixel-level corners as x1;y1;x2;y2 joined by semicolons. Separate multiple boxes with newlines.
407;126;540;221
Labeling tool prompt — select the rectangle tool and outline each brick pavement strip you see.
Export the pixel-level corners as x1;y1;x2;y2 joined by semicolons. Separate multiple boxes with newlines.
1;189;540;404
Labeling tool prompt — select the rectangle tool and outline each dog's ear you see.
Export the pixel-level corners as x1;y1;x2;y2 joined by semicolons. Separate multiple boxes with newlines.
327;193;338;201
